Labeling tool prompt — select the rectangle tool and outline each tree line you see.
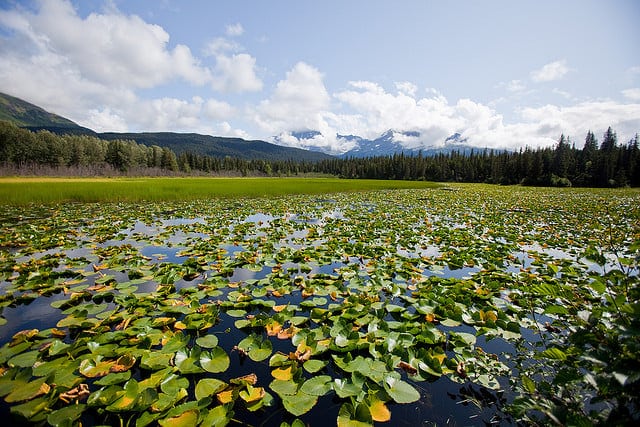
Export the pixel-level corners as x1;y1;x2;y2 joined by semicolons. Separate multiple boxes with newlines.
1;120;638;187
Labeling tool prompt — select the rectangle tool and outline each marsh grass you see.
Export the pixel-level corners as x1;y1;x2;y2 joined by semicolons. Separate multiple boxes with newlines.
0;177;440;205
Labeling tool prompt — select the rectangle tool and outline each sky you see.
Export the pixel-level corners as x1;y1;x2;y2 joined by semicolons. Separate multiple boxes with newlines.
1;0;639;154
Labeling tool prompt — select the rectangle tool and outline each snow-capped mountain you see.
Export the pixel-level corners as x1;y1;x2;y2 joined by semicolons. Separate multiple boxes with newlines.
340;130;410;157
275;129;486;158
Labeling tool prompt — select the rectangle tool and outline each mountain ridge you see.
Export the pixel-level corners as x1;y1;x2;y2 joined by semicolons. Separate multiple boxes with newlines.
281;128;489;158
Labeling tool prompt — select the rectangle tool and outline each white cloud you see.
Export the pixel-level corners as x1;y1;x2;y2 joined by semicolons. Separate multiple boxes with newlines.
516;101;640;145
0;0;259;133
204;99;235;120
255;62;330;132
531;60;569;83
204;37;241;55
225;23;244;37
87;108;129;133
212;53;263;92
334;81;459;142
395;81;418;97
21;0;211;88
622;88;640;101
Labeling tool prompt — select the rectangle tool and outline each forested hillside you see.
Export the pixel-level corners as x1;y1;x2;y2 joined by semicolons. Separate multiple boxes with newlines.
1;120;638;186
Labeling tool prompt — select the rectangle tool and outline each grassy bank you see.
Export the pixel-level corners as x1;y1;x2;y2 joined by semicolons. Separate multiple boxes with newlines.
0;177;440;205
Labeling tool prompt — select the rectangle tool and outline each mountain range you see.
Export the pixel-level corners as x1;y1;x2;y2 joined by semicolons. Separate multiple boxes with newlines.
288;129;479;158
1;92;485;160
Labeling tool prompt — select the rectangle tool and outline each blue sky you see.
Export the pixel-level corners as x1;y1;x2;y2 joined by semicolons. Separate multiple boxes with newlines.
1;0;639;153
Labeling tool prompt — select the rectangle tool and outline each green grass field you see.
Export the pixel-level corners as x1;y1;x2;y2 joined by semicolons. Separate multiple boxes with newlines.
0;177;441;205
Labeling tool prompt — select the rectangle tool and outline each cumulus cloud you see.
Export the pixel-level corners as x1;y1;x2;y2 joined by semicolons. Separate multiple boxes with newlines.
265;75;640;153
0;0;259;133
212;53;263;92
256;62;330;132
334;81;460;143
531;60;569;83
12;0;211;88
518;101;640;143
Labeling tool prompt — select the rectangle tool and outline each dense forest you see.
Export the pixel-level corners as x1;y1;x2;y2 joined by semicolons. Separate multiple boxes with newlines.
1;120;638;187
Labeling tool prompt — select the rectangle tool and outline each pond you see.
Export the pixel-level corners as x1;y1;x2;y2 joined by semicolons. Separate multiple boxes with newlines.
0;186;638;426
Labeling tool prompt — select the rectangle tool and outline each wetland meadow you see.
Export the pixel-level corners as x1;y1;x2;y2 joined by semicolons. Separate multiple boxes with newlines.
0;178;638;426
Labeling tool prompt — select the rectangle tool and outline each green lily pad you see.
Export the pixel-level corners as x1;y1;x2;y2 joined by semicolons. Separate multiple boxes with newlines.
195;378;227;401
195;335;219;348
47;403;87;426
5;377;50;403
237;333;273;362
281;389;318;416
383;373;420;404
303;359;327;373
200;346;230;373
300;375;332;396
158;409;199;427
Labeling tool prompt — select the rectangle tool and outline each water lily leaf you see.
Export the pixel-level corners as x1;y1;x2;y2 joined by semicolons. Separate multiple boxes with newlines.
111;354;136;372
239;385;265;403
230;373;258;386
237;333;273;362
234;319;252;329
151;390;188;413
265;320;283;336
368;399;391;422
300;375;332;396
195;335;219;348
200;347;230;373
281;389;317;416
5;377;50;403
200;405;233;427
141;351;173;371
216;389;235;404
95;371;131;386
106;379;139;412
333;378;362;398
161;331;189;353
383;373;420;404
160;374;189;395
158;409;199;427
79;356;114;378
226;309;247;318
175;349;203;374
48;340;71;357
195;378;227;401
270;379;299;397
303;359;327;373
272;365;294;381
87;384;121;407
8;350;39;368
337;402;372;427
9;395;52;421
47;404;87;426
440;318;461;327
